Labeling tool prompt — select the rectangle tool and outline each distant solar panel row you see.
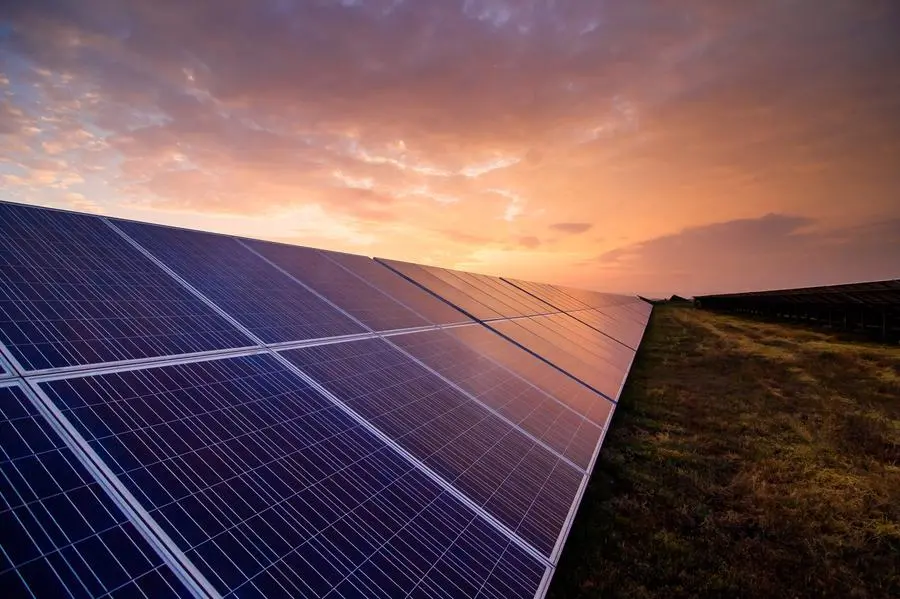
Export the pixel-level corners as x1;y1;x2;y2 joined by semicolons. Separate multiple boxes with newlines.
0;200;650;598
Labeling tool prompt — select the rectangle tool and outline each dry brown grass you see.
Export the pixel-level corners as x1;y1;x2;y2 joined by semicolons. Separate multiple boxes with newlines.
549;306;900;599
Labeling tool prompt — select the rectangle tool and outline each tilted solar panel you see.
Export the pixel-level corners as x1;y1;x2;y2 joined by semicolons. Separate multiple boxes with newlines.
240;240;438;332
521;314;634;371
0;382;191;598
493;277;649;349
485;319;623;401
389;329;610;469
280;339;583;558
112;220;366;344
617;299;654;320
0;201;651;598
377;260;503;321
557;287;650;325
444;325;619;424
500;279;590;313
322;251;470;326
0;203;252;371
38;355;548;598
446;271;557;317
563;309;646;350
423;269;534;318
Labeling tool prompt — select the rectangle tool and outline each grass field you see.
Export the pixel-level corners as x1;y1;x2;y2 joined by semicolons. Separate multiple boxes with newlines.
549;306;900;599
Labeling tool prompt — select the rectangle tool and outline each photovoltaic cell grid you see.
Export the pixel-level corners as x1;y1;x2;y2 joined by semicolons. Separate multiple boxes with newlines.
112;220;365;344
0;383;190;599
0;203;251;371
424;269;535;319
389;329;608;469
241;240;442;333
443;325;617;425
0;200;651;599
38;356;548;598
563;309;645;350
280;339;583;557
451;272;557;317
377;260;504;321
400;264;559;320
558;286;650;324
322;251;470;327
522;314;634;371
486;319;625;401
501;279;589;313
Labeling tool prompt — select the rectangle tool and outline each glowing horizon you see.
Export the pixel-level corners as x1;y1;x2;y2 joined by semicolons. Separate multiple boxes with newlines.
2;1;899;297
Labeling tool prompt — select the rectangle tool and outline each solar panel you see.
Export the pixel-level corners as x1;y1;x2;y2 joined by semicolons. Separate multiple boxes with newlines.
501;279;590;313
456;273;557;316
557;286;649;326
0;382;191;598
617;299;653;320
521;314;634;372
280;339;584;557
322;251;471;326
388;329;610;469
0;203;252;371
38;355;549;598
563;309;646;350
377;260;503;321
112;220;366;344
240;240;437;332
422;269;534;318
0;201;652;598
485;319;624;401
444;325;617;424
419;266;562;319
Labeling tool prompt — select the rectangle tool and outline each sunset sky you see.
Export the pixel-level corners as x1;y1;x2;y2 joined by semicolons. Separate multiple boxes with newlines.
1;1;899;297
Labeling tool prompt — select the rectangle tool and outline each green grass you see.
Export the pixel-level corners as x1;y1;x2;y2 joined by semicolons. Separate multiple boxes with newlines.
548;306;900;599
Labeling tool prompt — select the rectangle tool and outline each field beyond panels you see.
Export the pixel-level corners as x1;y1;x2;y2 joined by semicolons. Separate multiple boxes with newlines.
549;306;899;599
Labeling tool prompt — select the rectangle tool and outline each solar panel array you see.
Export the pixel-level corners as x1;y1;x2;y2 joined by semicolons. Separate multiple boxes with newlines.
0;200;651;599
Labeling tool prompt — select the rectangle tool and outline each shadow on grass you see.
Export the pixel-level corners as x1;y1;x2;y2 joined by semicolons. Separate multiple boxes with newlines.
548;306;900;599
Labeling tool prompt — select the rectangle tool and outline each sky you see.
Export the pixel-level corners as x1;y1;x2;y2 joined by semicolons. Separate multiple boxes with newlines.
1;1;899;297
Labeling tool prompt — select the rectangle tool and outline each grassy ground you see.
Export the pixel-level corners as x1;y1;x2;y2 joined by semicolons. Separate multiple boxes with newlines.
549;306;900;599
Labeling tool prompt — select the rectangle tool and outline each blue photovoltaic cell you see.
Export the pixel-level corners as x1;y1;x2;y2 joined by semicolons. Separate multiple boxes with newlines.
281;339;583;556
0;202;251;371
323;252;471;326
113;221;366;343
240;239;433;333
39;355;547;598
390;329;606;469
0;383;190;598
